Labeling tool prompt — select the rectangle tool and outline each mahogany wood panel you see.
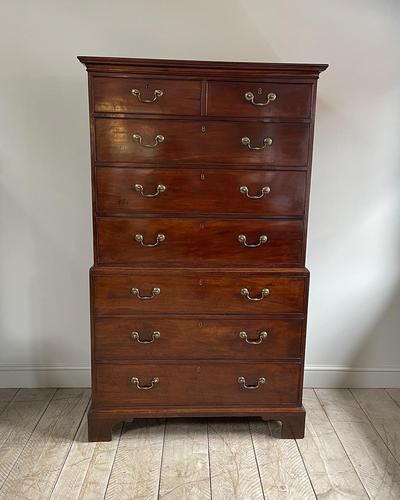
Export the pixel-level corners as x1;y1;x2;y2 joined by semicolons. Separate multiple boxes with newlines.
94;362;301;406
95;119;310;166
94;317;304;361
93;77;201;115
207;81;312;118
92;271;307;316
95;167;307;216
96;217;304;266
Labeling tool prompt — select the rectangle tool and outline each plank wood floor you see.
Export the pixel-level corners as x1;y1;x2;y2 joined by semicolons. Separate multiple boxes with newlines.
0;389;400;499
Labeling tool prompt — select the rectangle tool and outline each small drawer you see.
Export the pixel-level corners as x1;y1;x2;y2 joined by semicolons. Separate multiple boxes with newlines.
94;362;301;407
95;119;309;167
207;81;312;118
96;217;304;267
94;317;304;361
92;268;307;316
95;167;307;216
93;77;201;115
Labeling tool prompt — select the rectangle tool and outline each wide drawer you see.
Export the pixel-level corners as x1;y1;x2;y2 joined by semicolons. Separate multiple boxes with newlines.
95;119;310;166
207;81;312;118
93;77;201;115
96;217;304;266
94;362;301;406
94;317;304;361
95;167;307;216
92;269;307;316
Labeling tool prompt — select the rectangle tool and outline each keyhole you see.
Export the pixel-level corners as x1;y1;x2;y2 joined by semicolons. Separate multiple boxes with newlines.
200;172;205;181
201;125;206;132
257;88;263;95
145;83;150;89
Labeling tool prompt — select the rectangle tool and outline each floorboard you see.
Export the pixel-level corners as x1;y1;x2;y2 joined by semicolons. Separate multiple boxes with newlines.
250;418;315;499
316;388;400;499
298;389;368;499
0;389;56;490
158;418;211;499
387;389;400;407
0;390;19;415
50;408;122;500
0;389;89;500
352;389;400;466
104;419;165;500
208;418;264;500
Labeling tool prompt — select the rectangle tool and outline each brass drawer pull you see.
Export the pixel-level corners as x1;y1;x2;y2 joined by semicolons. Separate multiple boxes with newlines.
239;185;271;199
131;331;161;344
237;376;266;389
239;331;268;344
132;133;165;148
131;376;159;390
134;184;166;197
240;287;269;301
244;91;276;106
131;88;164;103
238;234;268;248
134;233;165;247
131;287;161;300
241;136;273;150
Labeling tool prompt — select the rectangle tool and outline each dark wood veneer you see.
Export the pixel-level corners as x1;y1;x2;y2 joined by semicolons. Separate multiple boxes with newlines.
96;217;304;266
95;167;307;216
93;77;201;115
94;317;304;361
94;362;301;406
95;119;310;166
207;81;312;118
79;56;327;442
92;269;307;316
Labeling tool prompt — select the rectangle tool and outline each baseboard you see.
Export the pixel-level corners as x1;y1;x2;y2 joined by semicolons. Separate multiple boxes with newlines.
304;365;400;388
0;365;91;388
1;364;399;388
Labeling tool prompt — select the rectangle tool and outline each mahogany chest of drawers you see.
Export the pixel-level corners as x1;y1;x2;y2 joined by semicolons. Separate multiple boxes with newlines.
78;56;327;441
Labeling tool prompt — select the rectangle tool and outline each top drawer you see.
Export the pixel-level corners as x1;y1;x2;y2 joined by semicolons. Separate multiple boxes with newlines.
208;82;311;118
93;77;201;115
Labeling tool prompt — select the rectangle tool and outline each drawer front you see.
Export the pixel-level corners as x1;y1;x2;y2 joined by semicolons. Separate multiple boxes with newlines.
96;217;304;266
93;77;201;115
95;362;301;406
95;167;307;216
94;317;303;361
92;271;306;315
208;82;312;118
95;119;309;166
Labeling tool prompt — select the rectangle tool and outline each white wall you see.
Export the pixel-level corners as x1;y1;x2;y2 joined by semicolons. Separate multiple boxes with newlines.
0;0;399;388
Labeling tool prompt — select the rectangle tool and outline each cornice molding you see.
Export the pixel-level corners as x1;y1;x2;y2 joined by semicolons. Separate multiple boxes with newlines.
77;56;328;79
